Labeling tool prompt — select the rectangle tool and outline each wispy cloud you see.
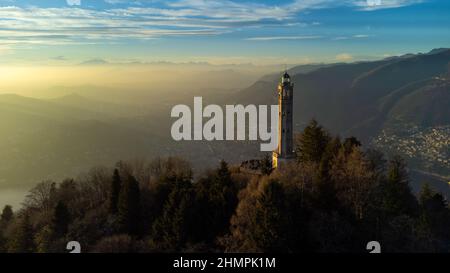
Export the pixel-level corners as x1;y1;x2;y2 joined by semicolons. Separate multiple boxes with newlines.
246;35;322;41
355;0;424;11
332;34;371;40
0;6;227;47
0;0;426;48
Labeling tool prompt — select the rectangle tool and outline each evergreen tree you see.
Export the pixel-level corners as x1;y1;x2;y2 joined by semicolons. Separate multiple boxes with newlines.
217;160;231;184
191;160;238;244
254;180;289;251
365;149;387;178
318;136;342;178
151;180;194;250
325;136;342;159
260;154;273;175
8;214;35;253
226;179;289;252
1;205;13;224
380;156;418;218
296;119;330;164
215;161;237;214
52;201;70;237
381;215;417;252
312;137;342;212
34;225;53;253
342;137;361;155
0;230;5;252
118;175;141;235
314;170;338;212
419;183;434;206
109;169;122;214
417;183;450;250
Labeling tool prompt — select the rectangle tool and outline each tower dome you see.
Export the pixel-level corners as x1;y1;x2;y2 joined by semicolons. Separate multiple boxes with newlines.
281;71;291;83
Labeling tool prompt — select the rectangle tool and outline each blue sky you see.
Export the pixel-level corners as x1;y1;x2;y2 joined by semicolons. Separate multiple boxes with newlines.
0;0;449;65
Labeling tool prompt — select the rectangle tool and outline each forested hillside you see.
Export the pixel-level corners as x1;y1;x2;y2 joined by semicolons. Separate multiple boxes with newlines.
1;121;449;253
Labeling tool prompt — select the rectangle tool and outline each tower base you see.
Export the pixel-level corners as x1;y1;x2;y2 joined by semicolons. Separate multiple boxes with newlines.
272;152;295;169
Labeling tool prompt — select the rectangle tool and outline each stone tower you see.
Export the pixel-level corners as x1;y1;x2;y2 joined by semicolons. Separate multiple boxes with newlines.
272;72;295;168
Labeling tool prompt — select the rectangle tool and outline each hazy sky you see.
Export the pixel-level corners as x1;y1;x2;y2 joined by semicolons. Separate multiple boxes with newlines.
0;0;448;65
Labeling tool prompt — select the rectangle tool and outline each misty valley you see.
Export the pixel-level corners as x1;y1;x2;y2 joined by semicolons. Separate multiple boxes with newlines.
1;48;448;210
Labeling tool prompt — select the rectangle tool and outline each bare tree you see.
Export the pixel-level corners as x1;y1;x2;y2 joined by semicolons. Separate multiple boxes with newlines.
22;181;56;212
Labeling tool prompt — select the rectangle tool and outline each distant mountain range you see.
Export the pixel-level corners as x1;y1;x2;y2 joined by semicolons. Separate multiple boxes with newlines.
234;48;450;140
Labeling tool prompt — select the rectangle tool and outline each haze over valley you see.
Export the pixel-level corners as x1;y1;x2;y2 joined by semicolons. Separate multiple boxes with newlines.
0;48;449;209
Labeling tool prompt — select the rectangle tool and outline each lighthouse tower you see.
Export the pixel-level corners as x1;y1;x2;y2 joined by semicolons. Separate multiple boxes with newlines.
272;72;295;168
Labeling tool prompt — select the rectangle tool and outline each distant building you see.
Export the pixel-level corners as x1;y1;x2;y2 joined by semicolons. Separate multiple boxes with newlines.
273;72;295;168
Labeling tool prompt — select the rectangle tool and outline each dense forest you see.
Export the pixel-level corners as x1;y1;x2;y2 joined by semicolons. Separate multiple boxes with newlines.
0;120;449;253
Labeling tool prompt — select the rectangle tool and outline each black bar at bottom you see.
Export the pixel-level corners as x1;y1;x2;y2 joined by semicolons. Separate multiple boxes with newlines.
0;253;446;272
